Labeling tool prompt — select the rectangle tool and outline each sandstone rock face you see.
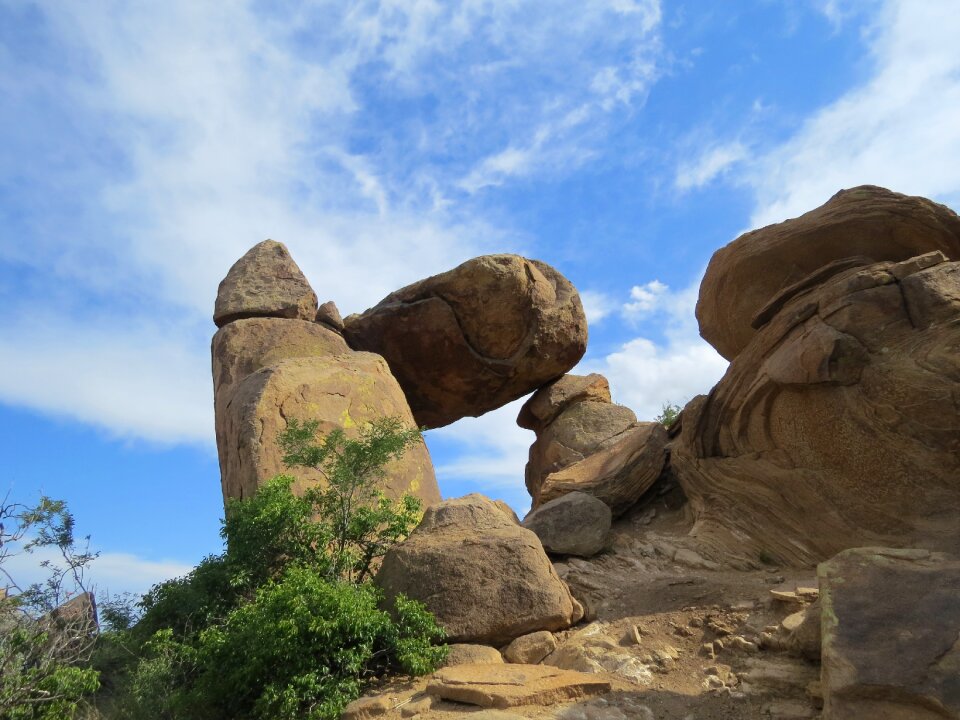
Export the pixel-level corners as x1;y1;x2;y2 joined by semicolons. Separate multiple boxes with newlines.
343;255;587;428
375;495;581;646
213;240;318;328
674;252;960;567
218;354;439;504
819;547;960;720
315;300;344;331
538;423;668;516
425;664;611;709
697;186;960;360
522;492;612;558
520;373;666;516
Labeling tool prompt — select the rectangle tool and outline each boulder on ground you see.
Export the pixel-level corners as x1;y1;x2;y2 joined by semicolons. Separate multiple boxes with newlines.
502;631;558;665
819;547;960;720
522;492;612;558
375;495;581;646
442;644;504;667
343;255;587;428
673;250;960;568
697;186;960;360
425;663;611;709
217;354;439;506
538;423;668;515
213;240;318;327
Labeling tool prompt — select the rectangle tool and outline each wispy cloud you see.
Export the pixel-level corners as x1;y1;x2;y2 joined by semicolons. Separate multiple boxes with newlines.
746;0;960;225
675;140;749;191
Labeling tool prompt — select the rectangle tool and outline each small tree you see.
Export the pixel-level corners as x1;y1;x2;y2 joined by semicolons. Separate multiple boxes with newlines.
0;494;100;719
655;402;681;428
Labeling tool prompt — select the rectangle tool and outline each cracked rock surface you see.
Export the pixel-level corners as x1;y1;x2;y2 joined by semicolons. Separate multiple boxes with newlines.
343;254;587;428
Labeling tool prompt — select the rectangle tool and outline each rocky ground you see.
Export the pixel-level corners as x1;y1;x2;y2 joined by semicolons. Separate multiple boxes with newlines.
345;487;825;720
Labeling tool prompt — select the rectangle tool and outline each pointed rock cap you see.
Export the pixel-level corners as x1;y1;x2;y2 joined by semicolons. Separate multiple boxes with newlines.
213;240;318;328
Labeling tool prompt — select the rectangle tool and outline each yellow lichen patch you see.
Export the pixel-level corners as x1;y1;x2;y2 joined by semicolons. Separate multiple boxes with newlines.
339;408;356;428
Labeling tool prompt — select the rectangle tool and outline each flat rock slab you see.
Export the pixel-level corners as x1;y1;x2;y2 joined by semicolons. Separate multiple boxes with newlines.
426;663;611;709
819;547;960;720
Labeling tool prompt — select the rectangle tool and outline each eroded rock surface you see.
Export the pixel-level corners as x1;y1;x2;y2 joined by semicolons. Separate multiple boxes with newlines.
344;255;587;428
426;664;611;709
218;354;438;504
697;185;960;360
522;492;612;558
213;240;318;327
674;251;960;567
819;547;960;720
376;495;581;646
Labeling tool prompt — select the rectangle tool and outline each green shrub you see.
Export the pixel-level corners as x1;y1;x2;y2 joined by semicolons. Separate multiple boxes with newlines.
98;416;446;720
655;402;681;428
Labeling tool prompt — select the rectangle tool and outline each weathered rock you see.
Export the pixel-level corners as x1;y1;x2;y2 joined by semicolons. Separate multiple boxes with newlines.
501;631;557;665
316;300;344;331
538;423;668;515
697;186;960;360
214;240;318;327
673;252;960;567
517;374;612;432
783;599;821;661
217;354;439;505
343;255;587;428
543;622;654;684
819;547;960;720
522;492;612;558
376;495;580;646
525;401;637;499
212;317;349;410
425;663;611;709
442;644;504;667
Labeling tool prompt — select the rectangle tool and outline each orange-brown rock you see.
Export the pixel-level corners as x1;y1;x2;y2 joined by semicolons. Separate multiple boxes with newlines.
343;255;587;428
538;422;668;516
425;663;611;709
217;353;439;505
674;252;960;567
517;373;612;432
213;240;318;327
375;495;581;646
697;186;960;360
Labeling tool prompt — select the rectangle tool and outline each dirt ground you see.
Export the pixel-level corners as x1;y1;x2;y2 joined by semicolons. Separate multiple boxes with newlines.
351;488;825;720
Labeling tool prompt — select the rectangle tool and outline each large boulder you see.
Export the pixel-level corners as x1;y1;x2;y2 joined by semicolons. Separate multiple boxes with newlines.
697;186;960;360
375;495;582;646
213;240;318;328
673;251;960;567
819;547;960;720
522;492;612;558
217;354;440;505
343;255;587;428
517;373;612;432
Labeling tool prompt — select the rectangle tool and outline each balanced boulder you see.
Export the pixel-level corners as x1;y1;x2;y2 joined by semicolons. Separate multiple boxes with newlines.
375;495;581;646
343;255;587;428
819;547;960;720
213;240;318;328
697;185;960;360
522;492;612;558
674;246;960;566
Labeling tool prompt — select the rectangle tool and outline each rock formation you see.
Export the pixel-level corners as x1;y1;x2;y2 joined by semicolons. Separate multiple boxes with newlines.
520;374;668;515
344;254;587;428
211;240;440;507
522;492;611;558
697;185;960;360
375;495;582;646
673;188;960;567
819;547;960;720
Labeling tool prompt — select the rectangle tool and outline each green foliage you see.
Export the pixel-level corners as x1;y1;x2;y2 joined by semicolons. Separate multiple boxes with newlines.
655;402;681;428
97;416;446;720
0;494;101;719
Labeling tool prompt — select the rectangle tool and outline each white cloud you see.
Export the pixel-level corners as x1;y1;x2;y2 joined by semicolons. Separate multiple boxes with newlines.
675;140;749;191
622;279;669;319
581;276;728;421
580;290;619;324
0;318;212;445
747;0;960;225
4;544;194;601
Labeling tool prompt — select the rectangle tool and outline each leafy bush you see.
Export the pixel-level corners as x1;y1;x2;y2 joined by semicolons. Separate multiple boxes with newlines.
99;416;445;720
0;495;101;719
655;402;681;428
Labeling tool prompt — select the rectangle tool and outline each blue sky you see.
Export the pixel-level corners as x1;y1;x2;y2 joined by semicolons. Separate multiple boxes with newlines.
3;0;960;597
